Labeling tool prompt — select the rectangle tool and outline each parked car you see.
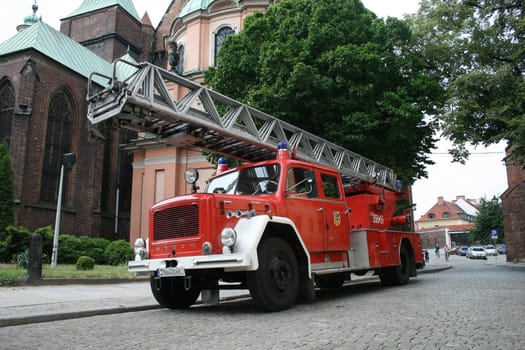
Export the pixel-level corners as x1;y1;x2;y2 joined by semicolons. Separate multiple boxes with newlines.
467;247;487;260
484;245;497;256
458;246;469;256
497;245;507;254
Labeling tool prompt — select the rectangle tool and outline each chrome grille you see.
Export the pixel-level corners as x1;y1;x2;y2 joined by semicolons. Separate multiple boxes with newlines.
153;204;199;240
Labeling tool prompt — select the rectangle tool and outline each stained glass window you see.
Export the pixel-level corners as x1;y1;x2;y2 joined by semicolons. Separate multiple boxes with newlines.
0;80;15;145
40;91;73;202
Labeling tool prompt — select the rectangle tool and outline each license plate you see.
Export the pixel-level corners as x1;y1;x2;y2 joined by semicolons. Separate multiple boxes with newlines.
159;266;186;277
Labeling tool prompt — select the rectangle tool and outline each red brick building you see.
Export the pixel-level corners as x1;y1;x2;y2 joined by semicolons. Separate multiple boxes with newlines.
501;151;525;262
0;0;156;239
415;195;479;249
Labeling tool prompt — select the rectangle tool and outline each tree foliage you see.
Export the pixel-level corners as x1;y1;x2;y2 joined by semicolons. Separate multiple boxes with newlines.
411;0;525;165
205;0;444;183
0;142;14;233
469;197;504;244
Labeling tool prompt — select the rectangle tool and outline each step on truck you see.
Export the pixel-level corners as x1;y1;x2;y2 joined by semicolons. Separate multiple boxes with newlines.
87;60;425;311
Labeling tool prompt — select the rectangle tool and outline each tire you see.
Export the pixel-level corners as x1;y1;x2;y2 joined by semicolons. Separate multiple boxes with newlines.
380;245;410;286
315;273;345;289
150;275;201;309
247;237;299;311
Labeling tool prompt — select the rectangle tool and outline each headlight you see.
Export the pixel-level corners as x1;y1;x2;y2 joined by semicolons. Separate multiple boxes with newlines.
184;168;199;184
220;227;237;248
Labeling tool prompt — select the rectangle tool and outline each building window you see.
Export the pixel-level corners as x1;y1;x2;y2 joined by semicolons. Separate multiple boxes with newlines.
428;213;435;219
443;212;450;218
0;79;15;145
177;44;185;74
214;26;234;65
40;91;73;203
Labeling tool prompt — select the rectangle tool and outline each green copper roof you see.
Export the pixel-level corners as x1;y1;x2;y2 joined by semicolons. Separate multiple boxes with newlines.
178;0;216;18
63;0;140;21
0;21;116;85
115;52;138;80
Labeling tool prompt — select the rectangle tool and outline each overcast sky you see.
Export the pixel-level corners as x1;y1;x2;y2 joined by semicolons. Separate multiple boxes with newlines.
1;0;509;219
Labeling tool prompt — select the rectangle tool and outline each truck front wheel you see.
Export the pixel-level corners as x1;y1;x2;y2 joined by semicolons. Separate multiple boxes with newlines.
150;276;201;309
248;238;299;312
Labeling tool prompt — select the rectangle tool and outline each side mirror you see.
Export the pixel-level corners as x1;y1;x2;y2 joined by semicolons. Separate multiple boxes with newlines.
304;170;317;198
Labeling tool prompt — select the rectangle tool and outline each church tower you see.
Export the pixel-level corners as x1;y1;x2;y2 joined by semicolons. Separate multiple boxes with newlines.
59;0;146;62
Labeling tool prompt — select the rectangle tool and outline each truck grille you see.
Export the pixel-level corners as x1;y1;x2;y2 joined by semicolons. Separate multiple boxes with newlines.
153;204;200;240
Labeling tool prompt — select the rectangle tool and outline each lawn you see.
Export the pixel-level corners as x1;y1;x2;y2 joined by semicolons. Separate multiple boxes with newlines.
0;263;137;286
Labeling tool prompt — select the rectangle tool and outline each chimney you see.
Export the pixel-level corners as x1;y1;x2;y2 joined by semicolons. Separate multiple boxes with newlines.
438;196;444;205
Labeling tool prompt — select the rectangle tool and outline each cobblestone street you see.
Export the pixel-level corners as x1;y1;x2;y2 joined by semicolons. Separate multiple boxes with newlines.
1;256;524;350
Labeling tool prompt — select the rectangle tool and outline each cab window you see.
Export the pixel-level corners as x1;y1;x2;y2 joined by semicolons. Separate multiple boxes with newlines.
286;167;317;198
320;173;340;199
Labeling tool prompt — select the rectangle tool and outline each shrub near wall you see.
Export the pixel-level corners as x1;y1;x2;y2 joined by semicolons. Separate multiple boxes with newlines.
104;240;134;265
0;226;132;265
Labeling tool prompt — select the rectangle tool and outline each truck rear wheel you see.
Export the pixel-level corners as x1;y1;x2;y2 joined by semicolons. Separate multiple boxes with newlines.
150;276;201;309
248;237;299;311
379;245;410;286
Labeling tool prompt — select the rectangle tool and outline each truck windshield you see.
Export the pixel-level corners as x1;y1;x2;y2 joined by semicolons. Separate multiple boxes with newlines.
207;164;280;195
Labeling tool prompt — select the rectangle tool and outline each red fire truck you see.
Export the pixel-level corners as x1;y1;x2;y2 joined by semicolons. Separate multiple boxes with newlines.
87;61;425;311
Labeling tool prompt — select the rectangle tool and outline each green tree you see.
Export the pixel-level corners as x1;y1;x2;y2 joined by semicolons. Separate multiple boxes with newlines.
205;0;444;183
469;197;504;244
0;142;15;235
411;0;525;165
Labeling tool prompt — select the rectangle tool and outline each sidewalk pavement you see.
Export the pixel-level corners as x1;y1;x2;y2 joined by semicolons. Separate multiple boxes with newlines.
1;259;522;328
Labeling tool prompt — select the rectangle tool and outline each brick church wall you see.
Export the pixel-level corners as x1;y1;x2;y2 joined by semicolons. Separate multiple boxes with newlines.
0;52;107;237
502;159;525;262
61;7;143;62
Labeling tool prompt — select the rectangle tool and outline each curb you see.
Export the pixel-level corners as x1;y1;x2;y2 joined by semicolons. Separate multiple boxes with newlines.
0;304;162;328
0;293;253;328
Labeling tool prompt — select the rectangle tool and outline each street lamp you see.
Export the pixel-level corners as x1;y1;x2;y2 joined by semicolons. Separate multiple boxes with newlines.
51;153;76;267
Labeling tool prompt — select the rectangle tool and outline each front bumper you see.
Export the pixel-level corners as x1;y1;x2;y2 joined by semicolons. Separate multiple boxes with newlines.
128;253;252;276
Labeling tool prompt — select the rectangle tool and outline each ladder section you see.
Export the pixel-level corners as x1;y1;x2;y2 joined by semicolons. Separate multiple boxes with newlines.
87;61;398;190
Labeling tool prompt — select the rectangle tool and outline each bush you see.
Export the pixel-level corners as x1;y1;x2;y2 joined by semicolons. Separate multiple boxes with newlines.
58;234;82;264
15;249;29;268
0;226;32;263
78;236;109;265
104;240;134;265
76;256;95;270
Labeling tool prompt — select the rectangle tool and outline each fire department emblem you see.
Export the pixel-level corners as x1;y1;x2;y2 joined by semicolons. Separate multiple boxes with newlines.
333;211;341;226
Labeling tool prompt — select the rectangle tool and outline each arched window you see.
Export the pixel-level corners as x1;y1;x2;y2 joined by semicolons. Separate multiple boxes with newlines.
0;79;15;145
214;26;234;65
40;91;73;203
177;44;185;74
443;212;450;218
428;213;435;219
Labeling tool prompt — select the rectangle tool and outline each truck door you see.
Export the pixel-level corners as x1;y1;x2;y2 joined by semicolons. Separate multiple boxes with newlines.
319;173;349;251
284;167;324;252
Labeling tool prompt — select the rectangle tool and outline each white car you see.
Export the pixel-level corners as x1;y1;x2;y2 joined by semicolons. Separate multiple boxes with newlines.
484;245;497;256
467;247;487;260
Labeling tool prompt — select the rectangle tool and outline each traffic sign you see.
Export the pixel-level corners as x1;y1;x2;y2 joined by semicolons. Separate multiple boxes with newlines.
491;229;498;240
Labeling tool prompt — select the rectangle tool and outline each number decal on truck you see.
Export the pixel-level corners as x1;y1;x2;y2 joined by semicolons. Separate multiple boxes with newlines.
371;212;384;224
